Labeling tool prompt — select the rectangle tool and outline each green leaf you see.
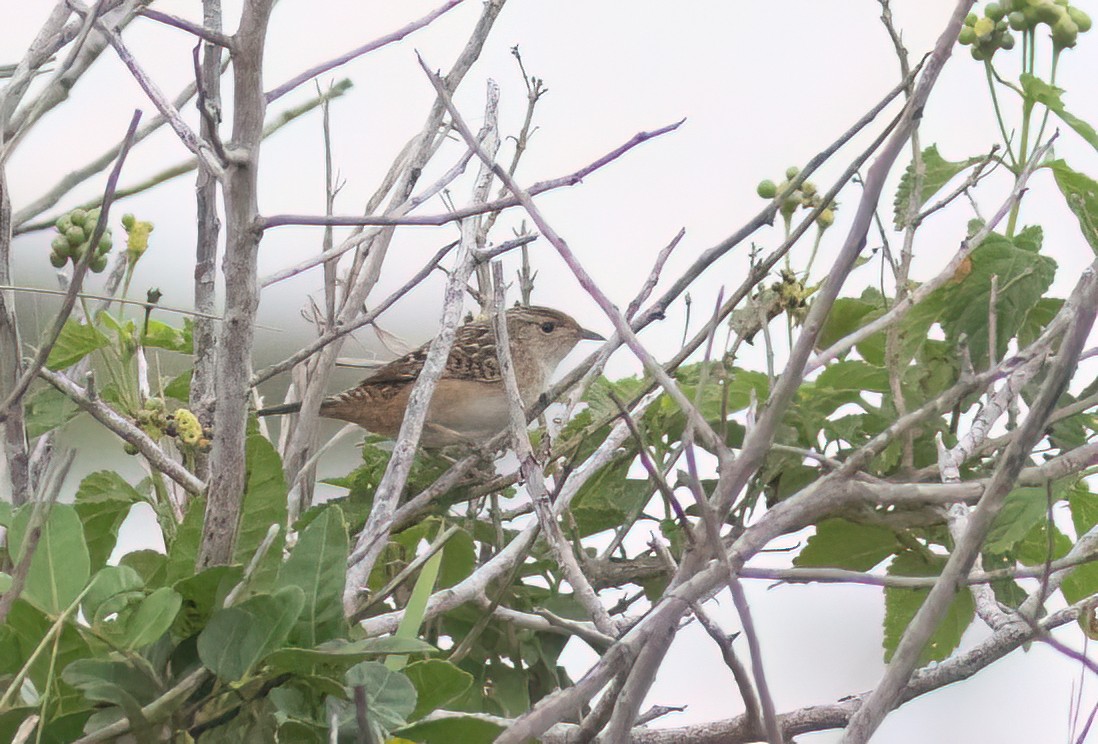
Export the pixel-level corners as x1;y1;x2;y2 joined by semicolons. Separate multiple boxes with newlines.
404;659;473;721
122;587;182;649
817;291;886;354
9;503;91;615
986;487;1053;553
62;657;162;732
395;716;504;744
335;661;417;740
24;384;80;437
883;550;974;664
197;586;305;681
276;505;348;647
814;361;890;394
570;459;651;537
163;369;192;401
83;565;144;626
141;318;192;353
166;496;205;585
173;565;241;639
119;549;168;588
1069;482;1098;538
437;528;476;589
266;638;436;673
45;320;110;370
795;519;899;571
1050;160;1098;254
933;230;1056;369
894;145;983;228
74;471;144;569
233;435;288;592
1020;74;1098;152
388;545;444;672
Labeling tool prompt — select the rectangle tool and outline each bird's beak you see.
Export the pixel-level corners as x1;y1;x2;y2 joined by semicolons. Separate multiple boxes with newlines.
580;327;605;342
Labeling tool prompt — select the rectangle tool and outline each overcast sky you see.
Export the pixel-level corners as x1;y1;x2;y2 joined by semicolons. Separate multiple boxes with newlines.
7;2;1098;741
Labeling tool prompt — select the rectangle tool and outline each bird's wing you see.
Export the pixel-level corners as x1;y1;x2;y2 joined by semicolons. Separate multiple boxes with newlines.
357;321;502;386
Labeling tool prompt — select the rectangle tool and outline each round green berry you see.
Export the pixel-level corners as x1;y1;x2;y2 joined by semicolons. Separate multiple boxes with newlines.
69;208;87;227
973;16;996;38
1052;15;1079;45
785;166;800;180
959;26;976;43
966;12;978;25
89;255;108;273
1068;7;1091;31
1008;10;1028;28
818;208;835;228
756;180;777;199
1000;31;1016;48
49;250;67;268
121;213;135;229
986;3;1005;20
65;226;86;248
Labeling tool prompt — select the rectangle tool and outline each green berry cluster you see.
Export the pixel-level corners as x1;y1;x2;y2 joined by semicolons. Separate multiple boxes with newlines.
961;1;1091;58
959;5;1016;59
49;208;112;272
757;166;837;229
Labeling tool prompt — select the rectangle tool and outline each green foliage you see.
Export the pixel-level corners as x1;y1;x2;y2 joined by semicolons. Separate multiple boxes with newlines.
1050;159;1098;253
795;520;899;571
197;586;305;682
883;551;975;664
45;320;110;371
8;504;90;615
893;145;984;228
276;505;348;647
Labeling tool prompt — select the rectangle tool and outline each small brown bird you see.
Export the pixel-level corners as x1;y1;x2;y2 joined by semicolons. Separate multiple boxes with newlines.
257;306;603;447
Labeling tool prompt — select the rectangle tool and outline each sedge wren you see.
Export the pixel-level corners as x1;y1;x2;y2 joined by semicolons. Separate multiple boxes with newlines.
257;306;603;447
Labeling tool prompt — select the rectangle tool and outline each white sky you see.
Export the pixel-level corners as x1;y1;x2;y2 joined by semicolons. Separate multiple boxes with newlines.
7;2;1098;742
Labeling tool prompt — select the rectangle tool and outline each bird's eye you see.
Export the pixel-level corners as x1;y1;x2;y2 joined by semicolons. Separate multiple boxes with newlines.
540;321;556;333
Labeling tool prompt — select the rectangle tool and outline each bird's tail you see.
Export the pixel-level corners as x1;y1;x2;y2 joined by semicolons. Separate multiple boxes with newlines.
256;401;304;417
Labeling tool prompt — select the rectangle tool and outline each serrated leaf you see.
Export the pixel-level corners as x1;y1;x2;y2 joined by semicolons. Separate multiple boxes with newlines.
197;586;305;681
1021;74;1098;152
74;471;144;569
276;505;348;647
933;230;1056;369
1069;482;1098;538
795;519;898;571
166;496;204;585
9;503;90;615
24;384;80;438
570;459;651;537
1050;160;1098;254
985;487;1053;554
817;290;886;354
45;320;110;370
233;435;288;592
894;145;983;228
141;318;191;353
883;550;974;664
